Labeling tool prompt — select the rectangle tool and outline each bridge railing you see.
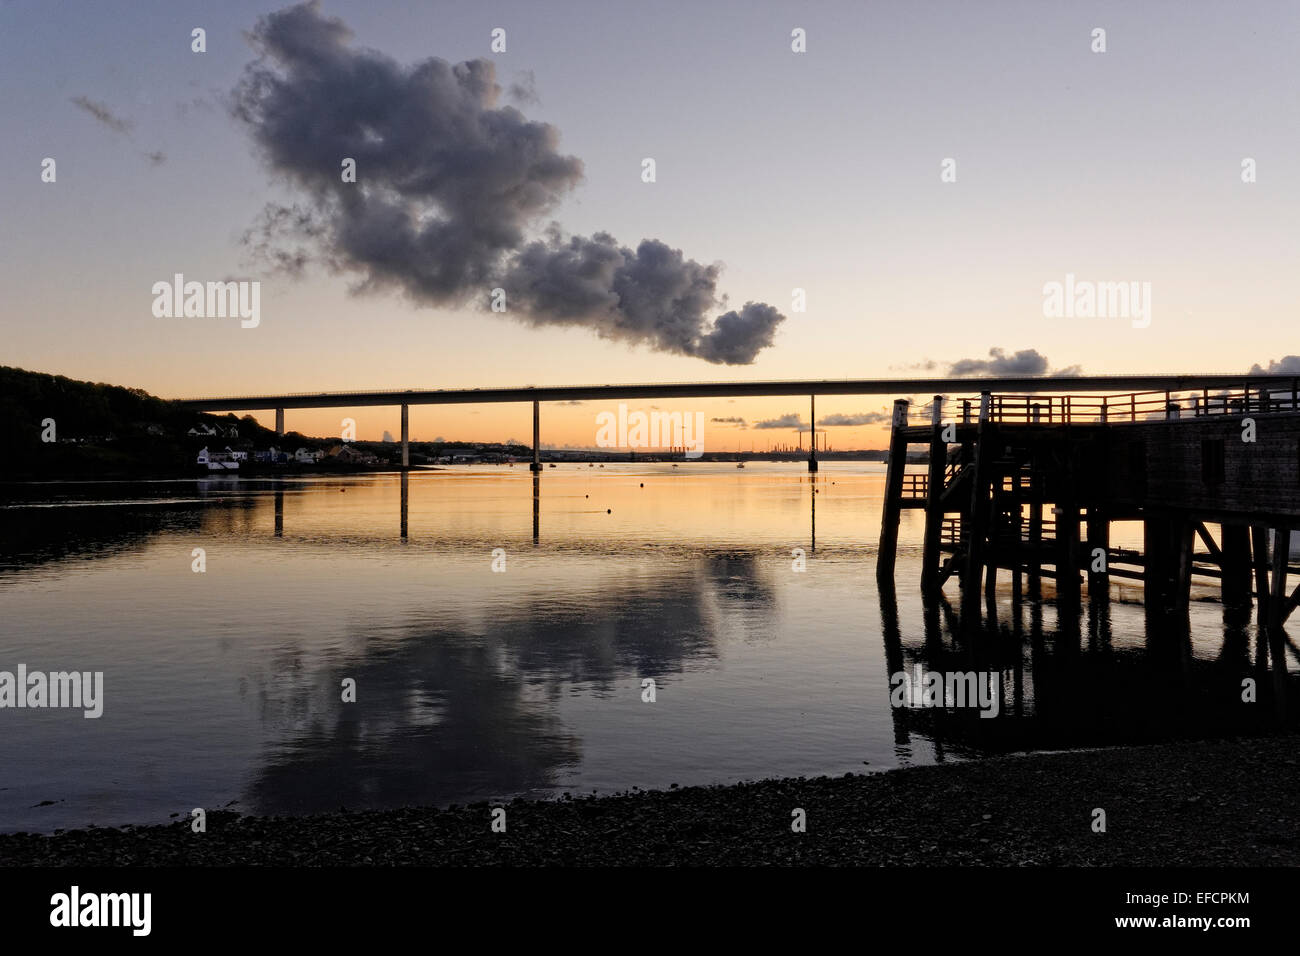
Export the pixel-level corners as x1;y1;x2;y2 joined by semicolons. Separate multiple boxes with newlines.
906;381;1300;426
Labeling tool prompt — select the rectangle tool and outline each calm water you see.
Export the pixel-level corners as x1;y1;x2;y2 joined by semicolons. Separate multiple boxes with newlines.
0;463;1283;832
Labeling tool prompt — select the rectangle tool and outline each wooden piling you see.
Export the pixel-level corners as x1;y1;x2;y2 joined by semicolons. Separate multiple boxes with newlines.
1086;505;1109;597
1056;501;1082;611
960;393;993;618
1251;524;1271;635
1268;527;1290;716
1220;523;1252;608
921;395;946;593
1028;475;1043;600
875;399;910;583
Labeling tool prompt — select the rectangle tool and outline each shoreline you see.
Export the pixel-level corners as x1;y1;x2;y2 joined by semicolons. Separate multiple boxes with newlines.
3;735;1297;866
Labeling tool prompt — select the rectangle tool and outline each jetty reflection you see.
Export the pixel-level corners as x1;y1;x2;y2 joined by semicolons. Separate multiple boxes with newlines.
877;575;1297;756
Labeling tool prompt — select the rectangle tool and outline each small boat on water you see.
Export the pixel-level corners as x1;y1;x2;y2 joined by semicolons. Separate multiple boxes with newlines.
736;462;745;469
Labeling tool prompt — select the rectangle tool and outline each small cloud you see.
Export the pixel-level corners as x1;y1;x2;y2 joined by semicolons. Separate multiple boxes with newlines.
754;413;804;430
555;400;585;406
817;412;890;426
143;150;167;166
711;416;747;426
948;348;1055;377
382;430;395;442
1249;355;1300;375
70;95;133;134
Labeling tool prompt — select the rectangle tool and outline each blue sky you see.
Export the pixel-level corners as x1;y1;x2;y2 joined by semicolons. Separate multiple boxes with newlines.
2;0;1297;443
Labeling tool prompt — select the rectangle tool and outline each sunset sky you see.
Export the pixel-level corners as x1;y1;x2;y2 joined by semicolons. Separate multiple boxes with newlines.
2;0;1297;447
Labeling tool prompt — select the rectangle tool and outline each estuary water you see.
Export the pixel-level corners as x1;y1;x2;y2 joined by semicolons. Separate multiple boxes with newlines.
0;463;1280;832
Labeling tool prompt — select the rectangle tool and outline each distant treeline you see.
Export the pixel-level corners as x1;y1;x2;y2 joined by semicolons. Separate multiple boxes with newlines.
0;366;272;479
0;366;528;480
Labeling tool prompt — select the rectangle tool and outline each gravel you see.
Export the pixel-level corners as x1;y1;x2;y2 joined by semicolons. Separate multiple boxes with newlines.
2;735;1296;866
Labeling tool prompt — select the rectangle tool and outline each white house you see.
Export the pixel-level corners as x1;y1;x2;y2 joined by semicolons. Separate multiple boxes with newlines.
294;447;322;464
196;446;240;471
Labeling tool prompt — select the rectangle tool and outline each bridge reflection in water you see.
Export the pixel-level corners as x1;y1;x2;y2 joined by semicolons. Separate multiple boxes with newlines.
2;468;1296;831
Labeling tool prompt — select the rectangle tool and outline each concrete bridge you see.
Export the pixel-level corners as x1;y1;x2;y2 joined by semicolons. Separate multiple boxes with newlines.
177;373;1300;472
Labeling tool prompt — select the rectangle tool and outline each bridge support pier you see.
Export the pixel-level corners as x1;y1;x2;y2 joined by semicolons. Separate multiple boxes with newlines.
530;400;542;472
808;394;818;472
275;407;284;437
400;403;409;470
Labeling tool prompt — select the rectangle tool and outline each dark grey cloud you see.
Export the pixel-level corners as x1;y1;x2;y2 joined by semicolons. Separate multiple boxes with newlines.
507;70;539;105
232;1;783;365
948;348;1051;377
70;95;133;135
504;231;782;363
1249;355;1300;375
711;416;747;426
754;413;803;430
143;150;167;166
817;411;890;426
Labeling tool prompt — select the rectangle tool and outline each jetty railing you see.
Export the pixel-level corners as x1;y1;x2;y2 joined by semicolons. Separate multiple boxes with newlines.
907;382;1300;426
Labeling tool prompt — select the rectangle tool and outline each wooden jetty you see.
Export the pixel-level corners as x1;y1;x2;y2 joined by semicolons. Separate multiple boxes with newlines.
876;384;1300;711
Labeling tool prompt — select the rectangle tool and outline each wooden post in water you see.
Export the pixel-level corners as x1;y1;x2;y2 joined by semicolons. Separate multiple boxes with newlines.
1251;524;1271;635
984;471;1001;615
960;393;993;618
1027;468;1043;599
921;395;946;594
1268;527;1290;717
1056;501;1082;612
1086;505;1109;597
1220;523;1252;608
876;399;911;583
1143;514;1191;638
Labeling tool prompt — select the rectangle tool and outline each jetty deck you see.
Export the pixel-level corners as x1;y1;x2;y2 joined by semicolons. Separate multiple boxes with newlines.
876;385;1300;716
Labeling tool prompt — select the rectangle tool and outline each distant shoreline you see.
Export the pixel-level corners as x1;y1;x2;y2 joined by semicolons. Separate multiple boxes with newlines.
3;734;1296;866
1;458;901;484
